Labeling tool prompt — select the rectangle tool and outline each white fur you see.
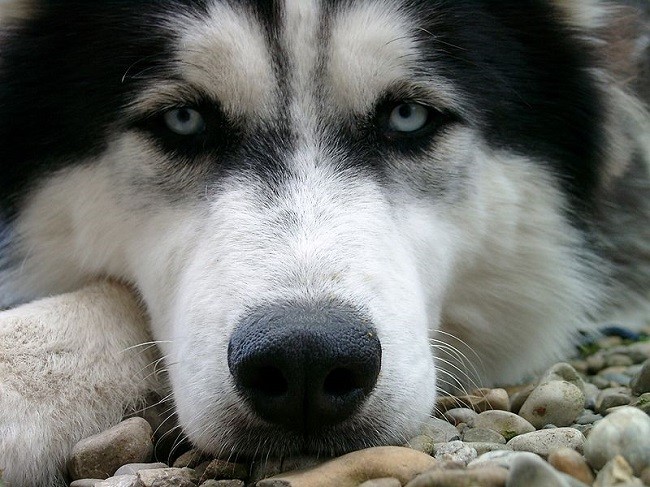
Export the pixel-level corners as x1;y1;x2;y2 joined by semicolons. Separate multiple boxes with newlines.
0;281;161;486
0;0;647;485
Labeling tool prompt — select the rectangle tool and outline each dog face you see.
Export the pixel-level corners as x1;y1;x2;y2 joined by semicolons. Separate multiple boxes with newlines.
1;0;608;456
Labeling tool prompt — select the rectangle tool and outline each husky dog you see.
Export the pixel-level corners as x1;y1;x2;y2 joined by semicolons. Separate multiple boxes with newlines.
0;0;649;485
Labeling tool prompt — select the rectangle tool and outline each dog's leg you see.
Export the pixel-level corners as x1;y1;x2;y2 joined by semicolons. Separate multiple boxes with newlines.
0;281;161;487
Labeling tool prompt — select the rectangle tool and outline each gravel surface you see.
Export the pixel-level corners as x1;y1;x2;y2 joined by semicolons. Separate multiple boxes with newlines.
53;325;650;486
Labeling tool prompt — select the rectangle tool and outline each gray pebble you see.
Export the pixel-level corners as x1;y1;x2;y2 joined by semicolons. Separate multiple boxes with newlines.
589;375;611;389
201;481;246;487
472;410;535;441
420;417;460;443
631;359;650;395
405;435;435;455
70;481;103;487
575;410;602;425
593;455;644;487
443;407;479;426
468;450;540;470
462;427;506;444
598;392;631;413
506;453;589;487
507;428;586;457
606;353;634;367
631;393;650;414
519;381;585;428
94;475;139;487
584;406;650;476
114;463;168;476
137;468;197;487
464;442;512;456
433;440;477;465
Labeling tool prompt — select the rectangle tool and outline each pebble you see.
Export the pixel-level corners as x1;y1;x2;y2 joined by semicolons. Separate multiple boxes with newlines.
198;459;248;481
462;427;506;444
436;388;510;413
137;467;198;487
433;440;477;465
443;407;479;426
173;449;210;468
405;466;508;487
547;447;595;485
597;392;631;413
464;442;512;456
201;481;245;487
468;450;540;470
574;410;602;425
518;363;585;428
256;447;438;487
507;428;586;457
472;410;536;441
631;392;650;414
405;435;435;455
68;417;154;480
94;475;138;487
114;463;168;476
593;455;644;487
583;406;650;476
70;481;104;487
419;417;460;443
631;358;650;395
505;453;581;487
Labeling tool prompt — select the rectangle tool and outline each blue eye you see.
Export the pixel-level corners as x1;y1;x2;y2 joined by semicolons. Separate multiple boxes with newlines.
388;103;429;132
164;107;205;135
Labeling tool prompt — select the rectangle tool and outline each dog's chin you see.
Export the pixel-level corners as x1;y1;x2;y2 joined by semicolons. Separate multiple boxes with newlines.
189;414;405;460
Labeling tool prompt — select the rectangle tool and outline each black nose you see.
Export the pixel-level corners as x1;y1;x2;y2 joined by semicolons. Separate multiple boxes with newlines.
227;302;382;433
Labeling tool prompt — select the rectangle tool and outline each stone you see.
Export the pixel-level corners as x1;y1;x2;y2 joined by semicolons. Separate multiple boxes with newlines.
631;359;650;395
584;406;650;476
200;459;248;481
606;354;635;367
547;447;595;485
405;466;508;487
357;479;402;487
507;428;586;457
505;453;576;487
631;393;650;414
596;387;632;413
433;440;477;465
472;410;536;441
94;475;139;487
464;443;512;456
70;481;104;487
419;417;460;443
256;447;438;487
443;408;479;426
593;455;644;487
405;435;435;455
68;417;154;480
173;449;210;469
574;410;602;425
519;366;585;428
468;450;540;470
201;481;245;487
137;467;198;487
435;388;509;414
508;385;535;415
463;427;506;444
114;463;169;476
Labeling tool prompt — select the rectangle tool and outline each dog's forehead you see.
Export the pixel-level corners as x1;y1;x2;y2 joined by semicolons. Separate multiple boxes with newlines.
170;0;429;119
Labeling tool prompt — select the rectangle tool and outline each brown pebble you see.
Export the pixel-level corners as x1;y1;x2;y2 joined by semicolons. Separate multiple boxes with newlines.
67;417;153;480
137;467;197;487
201;480;246;487
547;447;595;485
257;446;437;487
405;466;508;487
200;458;249;481
172;448;210;468
436;388;510;414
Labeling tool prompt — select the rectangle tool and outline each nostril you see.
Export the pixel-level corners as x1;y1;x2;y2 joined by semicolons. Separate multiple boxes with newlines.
323;367;360;397
242;366;288;397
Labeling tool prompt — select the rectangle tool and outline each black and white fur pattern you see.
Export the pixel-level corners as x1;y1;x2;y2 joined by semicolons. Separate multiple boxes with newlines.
0;0;648;485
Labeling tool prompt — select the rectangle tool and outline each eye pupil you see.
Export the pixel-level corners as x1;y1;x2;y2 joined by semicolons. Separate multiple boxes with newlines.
398;104;412;119
164;107;205;135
